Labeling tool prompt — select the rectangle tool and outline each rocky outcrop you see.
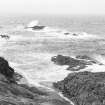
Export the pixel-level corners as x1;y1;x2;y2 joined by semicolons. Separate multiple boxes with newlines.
32;26;45;30
0;34;10;39
0;57;15;82
53;71;105;105
51;55;100;71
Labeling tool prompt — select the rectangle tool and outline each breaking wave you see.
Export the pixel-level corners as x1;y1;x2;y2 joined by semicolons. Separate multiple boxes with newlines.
27;20;39;28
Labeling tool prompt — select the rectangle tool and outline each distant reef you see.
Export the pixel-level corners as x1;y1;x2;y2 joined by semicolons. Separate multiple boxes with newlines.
51;55;102;71
0;57;70;105
0;34;10;39
53;71;105;105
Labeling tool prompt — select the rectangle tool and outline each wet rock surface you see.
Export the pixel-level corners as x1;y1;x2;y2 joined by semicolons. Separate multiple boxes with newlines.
0;57;71;105
64;32;70;35
0;34;10;39
53;71;105;105
51;55;101;71
0;57;15;82
32;26;45;30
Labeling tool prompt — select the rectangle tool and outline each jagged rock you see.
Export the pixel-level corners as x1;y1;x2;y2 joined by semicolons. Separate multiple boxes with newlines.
0;34;10;39
76;55;103;65
32;26;45;30
51;55;96;71
53;71;105;105
76;55;93;60
0;57;14;80
64;32;70;35
0;57;24;83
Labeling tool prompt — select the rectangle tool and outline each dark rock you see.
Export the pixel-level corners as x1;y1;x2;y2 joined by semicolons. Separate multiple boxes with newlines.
32;26;45;30
51;55;96;71
76;55;93;60
72;33;78;36
64;33;70;35
51;55;76;65
0;34;10;39
76;55;103;65
53;71;105;105
0;57;14;79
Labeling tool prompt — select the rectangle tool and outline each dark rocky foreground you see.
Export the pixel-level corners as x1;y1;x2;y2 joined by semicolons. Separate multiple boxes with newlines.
51;55;102;71
0;57;71;105
54;71;105;105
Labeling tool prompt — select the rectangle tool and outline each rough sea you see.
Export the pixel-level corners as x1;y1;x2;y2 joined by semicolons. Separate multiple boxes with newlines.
0;14;105;90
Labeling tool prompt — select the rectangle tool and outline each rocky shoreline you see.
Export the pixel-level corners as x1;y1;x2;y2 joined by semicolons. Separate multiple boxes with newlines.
52;55;105;105
51;54;102;71
1;54;105;105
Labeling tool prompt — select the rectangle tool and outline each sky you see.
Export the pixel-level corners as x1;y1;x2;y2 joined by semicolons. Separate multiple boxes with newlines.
0;0;105;15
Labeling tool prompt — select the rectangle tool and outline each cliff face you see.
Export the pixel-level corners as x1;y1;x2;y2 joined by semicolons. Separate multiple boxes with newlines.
0;57;70;105
54;71;105;105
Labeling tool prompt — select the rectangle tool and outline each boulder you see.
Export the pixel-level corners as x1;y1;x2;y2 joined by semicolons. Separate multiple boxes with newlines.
72;33;78;36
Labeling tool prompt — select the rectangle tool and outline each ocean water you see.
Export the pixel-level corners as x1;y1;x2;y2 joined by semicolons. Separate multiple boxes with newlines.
0;15;105;88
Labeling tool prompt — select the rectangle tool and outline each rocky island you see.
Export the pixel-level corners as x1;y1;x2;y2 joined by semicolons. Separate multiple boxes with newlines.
51;55;102;71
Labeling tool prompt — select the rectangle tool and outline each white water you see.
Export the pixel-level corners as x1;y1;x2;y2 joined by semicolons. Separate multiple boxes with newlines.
27;20;39;27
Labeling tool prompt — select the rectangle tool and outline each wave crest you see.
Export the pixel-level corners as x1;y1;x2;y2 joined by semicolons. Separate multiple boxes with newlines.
27;20;39;28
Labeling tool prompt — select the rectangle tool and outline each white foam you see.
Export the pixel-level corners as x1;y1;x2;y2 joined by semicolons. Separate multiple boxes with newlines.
92;54;105;65
27;20;39;28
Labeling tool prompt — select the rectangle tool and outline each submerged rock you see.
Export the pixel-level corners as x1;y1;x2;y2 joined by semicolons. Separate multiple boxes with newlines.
54;71;105;105
51;55;97;71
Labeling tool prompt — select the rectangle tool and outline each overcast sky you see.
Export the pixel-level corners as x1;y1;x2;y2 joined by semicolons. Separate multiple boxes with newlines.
0;0;105;15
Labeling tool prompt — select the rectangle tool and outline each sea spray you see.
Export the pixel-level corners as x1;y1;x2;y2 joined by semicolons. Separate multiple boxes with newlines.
27;20;39;28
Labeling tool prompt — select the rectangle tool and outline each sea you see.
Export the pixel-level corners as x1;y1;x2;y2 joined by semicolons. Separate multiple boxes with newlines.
0;14;105;90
